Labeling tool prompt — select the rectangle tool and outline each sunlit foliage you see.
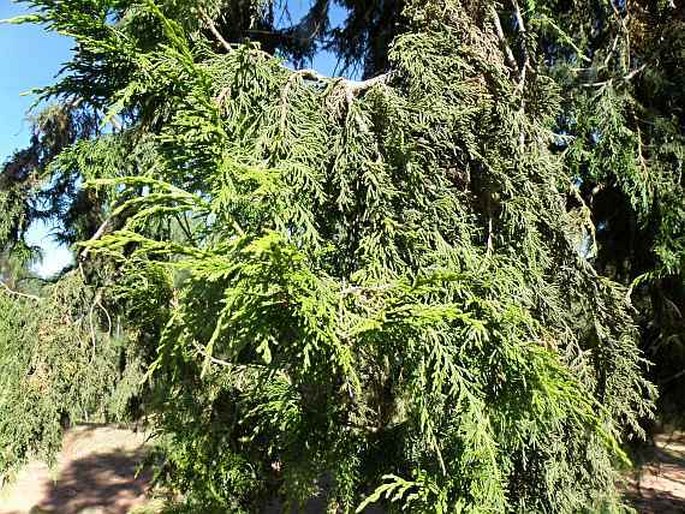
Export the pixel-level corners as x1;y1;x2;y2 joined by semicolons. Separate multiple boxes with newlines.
2;0;683;511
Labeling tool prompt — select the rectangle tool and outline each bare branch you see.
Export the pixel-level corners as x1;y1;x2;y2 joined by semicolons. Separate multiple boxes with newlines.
0;280;41;301
608;0;631;70
510;0;529;88
582;63;647;88
603;34;621;68
345;74;390;95
511;0;526;35
290;68;390;95
661;368;685;386
490;6;519;74
509;0;529;147
199;7;234;54
79;217;112;261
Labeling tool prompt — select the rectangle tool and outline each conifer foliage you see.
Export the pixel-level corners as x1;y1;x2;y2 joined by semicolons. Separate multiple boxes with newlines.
2;0;681;511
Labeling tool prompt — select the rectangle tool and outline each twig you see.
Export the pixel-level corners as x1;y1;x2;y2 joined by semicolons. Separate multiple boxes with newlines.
660;369;685;386
510;0;529;147
569;181;598;257
490;5;519;74
340;283;395;296
198;7;234;53
0;280;40;301
582;63;647;88
635;119;649;182
89;291;104;362
487;216;494;254
623;64;647;82
89;302;97;362
511;0;529;87
537;15;591;64
609;0;631;71
192;341;257;371
603;34;621;68
96;296;112;337
79;217;112;261
112;115;123;131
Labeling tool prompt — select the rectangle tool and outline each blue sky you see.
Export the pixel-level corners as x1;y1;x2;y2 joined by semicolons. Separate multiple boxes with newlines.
1;0;344;278
1;0;73;277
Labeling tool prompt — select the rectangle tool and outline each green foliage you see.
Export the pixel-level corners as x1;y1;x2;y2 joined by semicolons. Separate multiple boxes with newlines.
5;0;685;511
533;0;685;420
0;274;145;477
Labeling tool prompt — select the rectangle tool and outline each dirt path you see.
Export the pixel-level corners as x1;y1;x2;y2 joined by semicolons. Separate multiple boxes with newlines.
2;426;685;513
625;432;685;513
0;425;152;514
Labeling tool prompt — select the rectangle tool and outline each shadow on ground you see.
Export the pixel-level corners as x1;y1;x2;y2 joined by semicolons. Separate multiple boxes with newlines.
628;492;685;514
0;425;151;514
626;432;685;513
34;448;150;514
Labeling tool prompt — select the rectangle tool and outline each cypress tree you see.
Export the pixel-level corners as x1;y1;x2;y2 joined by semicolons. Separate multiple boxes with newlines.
3;0;681;511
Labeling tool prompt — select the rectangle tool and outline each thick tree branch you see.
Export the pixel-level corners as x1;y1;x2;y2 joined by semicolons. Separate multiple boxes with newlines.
79;217;112;261
290;68;390;97
199;7;234;53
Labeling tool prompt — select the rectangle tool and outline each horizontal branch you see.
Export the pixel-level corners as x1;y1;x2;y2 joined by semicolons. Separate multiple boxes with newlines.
0;280;41;301
583;63;647;88
284;68;391;99
200;12;390;98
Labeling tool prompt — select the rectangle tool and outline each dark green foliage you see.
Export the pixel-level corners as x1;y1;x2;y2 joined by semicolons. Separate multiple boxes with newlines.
530;0;685;421
3;0;684;511
0;274;144;476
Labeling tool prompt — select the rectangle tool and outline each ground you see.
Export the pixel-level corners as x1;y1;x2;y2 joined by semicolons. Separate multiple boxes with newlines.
1;427;685;513
625;432;685;513
0;425;153;514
